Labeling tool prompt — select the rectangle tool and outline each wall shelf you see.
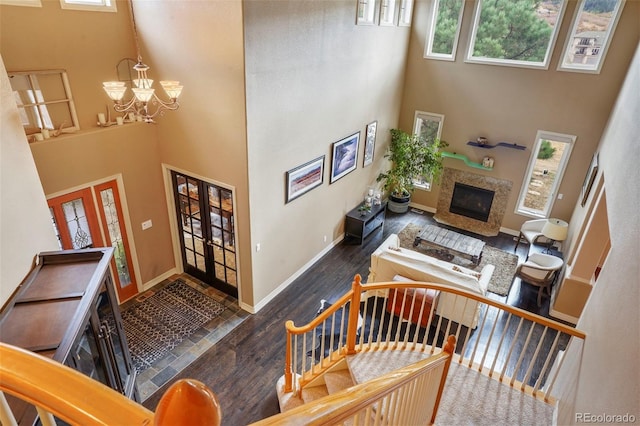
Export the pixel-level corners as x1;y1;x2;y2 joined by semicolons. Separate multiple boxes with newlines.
442;151;492;170
467;141;526;150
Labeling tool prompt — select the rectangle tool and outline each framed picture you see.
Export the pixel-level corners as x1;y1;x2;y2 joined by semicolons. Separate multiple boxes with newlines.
363;121;377;167
330;132;360;184
285;155;325;203
581;152;599;207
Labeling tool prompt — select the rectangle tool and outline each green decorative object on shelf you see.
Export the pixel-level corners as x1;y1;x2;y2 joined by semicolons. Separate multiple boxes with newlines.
442;151;493;170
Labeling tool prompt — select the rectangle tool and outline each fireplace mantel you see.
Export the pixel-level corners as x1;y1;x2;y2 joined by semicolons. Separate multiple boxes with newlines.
434;168;513;236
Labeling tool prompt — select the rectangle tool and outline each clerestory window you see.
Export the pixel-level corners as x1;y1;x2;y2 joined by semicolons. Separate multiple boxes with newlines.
357;0;378;25
60;0;116;12
516;131;576;218
412;111;444;191
424;0;465;61
558;0;625;74
466;0;568;69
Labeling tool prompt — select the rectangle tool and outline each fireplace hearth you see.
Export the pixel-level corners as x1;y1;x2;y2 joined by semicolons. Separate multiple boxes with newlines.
449;182;495;222
435;168;512;236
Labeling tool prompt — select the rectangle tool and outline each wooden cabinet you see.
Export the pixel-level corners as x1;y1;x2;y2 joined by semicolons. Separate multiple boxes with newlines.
344;201;387;245
0;248;138;425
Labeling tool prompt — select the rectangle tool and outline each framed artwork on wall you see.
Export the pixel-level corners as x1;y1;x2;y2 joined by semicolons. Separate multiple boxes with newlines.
330;132;360;184
581;152;599;207
363;121;377;167
285;155;325;203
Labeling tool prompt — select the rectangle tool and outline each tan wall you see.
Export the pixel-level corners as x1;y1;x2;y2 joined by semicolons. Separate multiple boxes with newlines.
130;1;252;305
0;56;59;307
243;0;409;304
29;124;175;285
1;1;176;291
402;1;639;233
554;40;640;424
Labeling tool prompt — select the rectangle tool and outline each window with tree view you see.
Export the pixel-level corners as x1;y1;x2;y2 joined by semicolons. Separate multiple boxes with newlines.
412;111;444;190
424;0;465;60
467;0;567;68
559;0;625;73
516;131;575;218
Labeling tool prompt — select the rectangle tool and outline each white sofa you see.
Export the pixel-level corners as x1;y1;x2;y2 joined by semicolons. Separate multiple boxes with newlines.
366;234;495;329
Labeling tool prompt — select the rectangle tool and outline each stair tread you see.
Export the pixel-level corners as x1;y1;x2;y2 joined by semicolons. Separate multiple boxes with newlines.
301;384;329;404
348;349;433;384
324;370;355;394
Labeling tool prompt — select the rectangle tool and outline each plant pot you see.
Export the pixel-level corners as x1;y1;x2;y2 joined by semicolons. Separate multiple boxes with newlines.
388;193;410;213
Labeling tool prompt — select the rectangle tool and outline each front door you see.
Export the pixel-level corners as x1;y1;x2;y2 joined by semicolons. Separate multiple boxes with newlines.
171;172;238;298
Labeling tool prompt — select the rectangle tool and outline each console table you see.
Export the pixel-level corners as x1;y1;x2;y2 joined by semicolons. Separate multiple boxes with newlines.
344;201;387;245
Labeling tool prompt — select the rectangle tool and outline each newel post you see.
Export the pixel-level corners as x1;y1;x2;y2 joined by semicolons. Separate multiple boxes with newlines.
345;274;363;355
284;320;294;392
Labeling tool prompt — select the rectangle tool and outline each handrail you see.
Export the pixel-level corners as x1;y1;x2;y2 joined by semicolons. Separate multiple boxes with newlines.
0;343;221;426
255;335;456;425
282;274;586;404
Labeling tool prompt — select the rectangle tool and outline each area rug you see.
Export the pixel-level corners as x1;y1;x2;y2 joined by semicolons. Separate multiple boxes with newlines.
397;223;519;296
120;279;226;371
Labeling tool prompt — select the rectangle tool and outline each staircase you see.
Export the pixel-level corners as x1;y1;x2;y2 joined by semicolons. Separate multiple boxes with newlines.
278;350;435;412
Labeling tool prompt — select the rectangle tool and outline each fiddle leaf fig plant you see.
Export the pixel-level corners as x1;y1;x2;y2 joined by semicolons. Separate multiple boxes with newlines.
376;128;448;198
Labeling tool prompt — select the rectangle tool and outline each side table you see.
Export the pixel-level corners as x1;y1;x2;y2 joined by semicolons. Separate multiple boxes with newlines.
344;201;387;245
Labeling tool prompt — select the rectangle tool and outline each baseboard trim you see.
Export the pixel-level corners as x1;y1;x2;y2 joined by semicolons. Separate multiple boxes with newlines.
407;202;436;214
245;235;345;314
141;268;179;293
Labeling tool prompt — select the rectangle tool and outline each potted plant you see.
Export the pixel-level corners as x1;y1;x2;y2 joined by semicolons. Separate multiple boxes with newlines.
376;128;448;213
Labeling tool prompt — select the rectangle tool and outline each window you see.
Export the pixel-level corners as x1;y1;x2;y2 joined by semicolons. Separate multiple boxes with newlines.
60;0;116;12
466;0;567;69
357;0;378;25
0;0;41;6
398;0;414;26
379;0;397;26
516;131;575;218
412;111;444;190
558;0;625;74
424;0;465;60
8;69;79;140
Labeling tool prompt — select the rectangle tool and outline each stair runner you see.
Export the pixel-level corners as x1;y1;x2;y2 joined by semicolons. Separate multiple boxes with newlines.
276;350;554;424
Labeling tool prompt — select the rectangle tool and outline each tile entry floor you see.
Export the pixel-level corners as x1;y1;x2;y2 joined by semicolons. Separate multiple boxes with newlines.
121;274;250;401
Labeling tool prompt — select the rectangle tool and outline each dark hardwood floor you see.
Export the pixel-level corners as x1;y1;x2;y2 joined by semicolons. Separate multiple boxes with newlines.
142;209;551;425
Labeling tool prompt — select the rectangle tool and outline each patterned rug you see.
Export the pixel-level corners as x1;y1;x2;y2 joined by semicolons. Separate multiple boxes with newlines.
121;279;225;371
397;223;519;296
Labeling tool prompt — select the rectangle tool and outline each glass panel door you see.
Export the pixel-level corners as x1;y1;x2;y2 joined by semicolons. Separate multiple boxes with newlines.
48;188;103;249
172;172;238;297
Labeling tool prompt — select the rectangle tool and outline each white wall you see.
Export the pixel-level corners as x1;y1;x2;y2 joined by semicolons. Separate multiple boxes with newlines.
554;41;640;425
0;56;59;307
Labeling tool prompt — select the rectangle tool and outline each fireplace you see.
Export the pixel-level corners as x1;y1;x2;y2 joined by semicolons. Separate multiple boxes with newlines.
434;168;513;236
449;182;495;222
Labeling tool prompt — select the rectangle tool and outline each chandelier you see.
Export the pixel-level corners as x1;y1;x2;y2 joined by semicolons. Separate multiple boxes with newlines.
102;1;182;123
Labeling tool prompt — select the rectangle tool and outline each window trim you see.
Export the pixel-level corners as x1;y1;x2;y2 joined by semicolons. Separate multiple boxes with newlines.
557;0;626;74
398;0;414;27
424;0;465;61
356;0;379;25
0;0;41;6
465;0;568;70
412;111;445;191
515;130;576;218
59;0;116;12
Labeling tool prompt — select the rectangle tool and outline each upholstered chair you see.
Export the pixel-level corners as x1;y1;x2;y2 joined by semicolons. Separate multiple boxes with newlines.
515;253;564;306
513;219;548;253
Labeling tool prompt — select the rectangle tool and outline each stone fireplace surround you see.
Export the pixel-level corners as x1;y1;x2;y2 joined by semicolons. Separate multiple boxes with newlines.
434;168;513;236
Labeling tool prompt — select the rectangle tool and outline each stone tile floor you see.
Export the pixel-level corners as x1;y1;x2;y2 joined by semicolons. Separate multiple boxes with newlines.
121;274;250;401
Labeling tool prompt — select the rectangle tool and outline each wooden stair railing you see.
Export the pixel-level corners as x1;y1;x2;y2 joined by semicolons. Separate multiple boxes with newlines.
257;335;457;425
283;274;586;403
0;343;221;426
